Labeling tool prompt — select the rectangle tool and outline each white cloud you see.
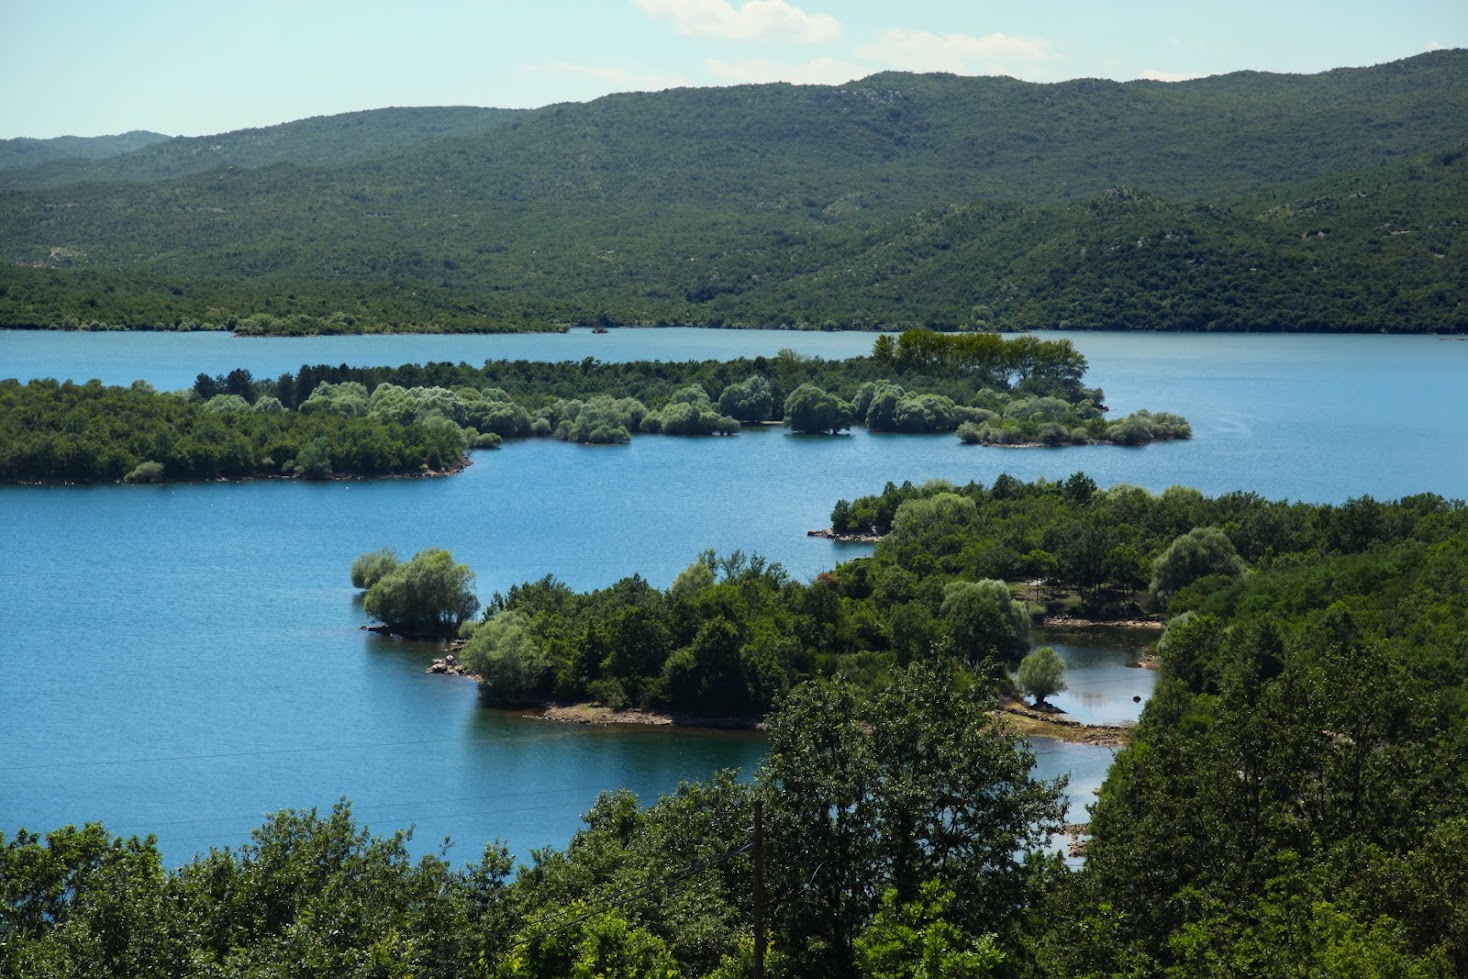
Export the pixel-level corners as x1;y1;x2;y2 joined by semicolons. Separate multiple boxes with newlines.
1426;40;1445;51
703;55;864;86
633;0;841;44
526;61;690;92
1138;68;1203;82
854;29;1058;75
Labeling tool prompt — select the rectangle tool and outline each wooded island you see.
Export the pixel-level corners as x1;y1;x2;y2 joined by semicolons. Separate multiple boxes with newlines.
0;332;1189;483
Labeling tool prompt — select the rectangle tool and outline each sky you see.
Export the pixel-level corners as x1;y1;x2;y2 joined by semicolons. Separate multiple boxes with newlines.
1;0;1464;139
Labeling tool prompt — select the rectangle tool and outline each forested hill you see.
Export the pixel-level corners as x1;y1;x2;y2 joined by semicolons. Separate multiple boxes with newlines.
0;106;523;190
1;51;1465;334
0;131;170;172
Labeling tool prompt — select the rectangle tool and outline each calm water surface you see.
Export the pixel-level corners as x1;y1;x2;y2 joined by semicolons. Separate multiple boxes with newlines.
2;329;1465;866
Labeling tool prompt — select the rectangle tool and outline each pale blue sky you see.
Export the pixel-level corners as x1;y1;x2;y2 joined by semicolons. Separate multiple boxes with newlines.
2;0;1463;139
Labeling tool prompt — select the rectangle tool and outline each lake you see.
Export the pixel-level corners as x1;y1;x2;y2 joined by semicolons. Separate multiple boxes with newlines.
2;327;1465;866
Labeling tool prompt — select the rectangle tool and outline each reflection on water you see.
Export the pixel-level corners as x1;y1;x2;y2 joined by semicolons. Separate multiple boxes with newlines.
1034;627;1159;728
1021;627;1157;862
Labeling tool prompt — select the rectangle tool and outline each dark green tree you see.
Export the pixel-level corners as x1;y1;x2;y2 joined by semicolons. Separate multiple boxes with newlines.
939;579;1030;665
716;374;774;424
1150;526;1245;604
760;663;1065;979
784;384;854;435
349;547;401;589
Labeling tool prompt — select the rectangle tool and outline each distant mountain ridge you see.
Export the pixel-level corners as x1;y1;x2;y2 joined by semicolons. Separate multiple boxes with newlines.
0;51;1464;333
1;106;524;190
0;131;170;172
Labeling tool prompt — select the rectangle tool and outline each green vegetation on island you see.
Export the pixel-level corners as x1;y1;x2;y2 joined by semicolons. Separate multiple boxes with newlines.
1;53;1465;334
11;473;1468;976
353;547;480;639
0;376;469;483
370;476;1466;729
0;333;1192;482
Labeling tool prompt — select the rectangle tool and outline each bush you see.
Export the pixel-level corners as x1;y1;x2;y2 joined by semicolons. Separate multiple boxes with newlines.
123;460;165;483
1151;527;1245;604
461;610;552;705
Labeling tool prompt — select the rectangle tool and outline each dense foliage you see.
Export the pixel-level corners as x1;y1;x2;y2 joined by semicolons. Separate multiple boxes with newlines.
356;547;480;638
11;475;1468;975
1036;526;1468;975
0;377;467;482
249;333;1185;446
0;336;1189;483
448;475;1468;724
1;54;1465;333
0;663;1061;979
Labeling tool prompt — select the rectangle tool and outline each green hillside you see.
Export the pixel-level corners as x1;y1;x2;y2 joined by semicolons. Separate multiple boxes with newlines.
0;131;170;172
1;51;1464;333
0;106;523;190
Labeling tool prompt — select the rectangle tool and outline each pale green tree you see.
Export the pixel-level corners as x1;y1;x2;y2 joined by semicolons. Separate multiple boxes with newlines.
362;548;478;637
1016;646;1067;706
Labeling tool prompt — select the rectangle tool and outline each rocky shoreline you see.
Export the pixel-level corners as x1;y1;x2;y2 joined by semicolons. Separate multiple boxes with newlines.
996;699;1133;747
1041;614;1162;630
806;528;883;543
529;703;762;730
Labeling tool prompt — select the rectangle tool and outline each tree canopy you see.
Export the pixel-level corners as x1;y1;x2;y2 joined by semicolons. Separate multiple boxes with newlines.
1016;646;1067;705
359;547;479;638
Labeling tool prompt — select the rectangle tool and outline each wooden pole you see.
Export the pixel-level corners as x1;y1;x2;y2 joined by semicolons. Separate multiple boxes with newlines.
754;798;765;979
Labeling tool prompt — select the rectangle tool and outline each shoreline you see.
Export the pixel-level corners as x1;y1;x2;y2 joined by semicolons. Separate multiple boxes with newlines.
996;699;1133;747
1040;614;1163;630
807;528;883;543
478;695;1130;746
525;702;764;731
8;455;472;488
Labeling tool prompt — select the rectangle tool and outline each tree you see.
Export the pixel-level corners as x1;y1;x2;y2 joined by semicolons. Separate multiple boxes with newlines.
783;384;853;435
0;823;176;977
350;547;400;589
856;882;1005;979
717;374;774;424
293;436;333;479
361;547;478;637
1151;526;1245;603
939;579;1030;665
1016;646;1067;705
462;611;553;705
502;902;682;979
759;663;1064;979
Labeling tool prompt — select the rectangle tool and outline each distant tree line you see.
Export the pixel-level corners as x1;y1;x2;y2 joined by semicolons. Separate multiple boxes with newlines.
0;377;467;482
0;335;1191;483
243;332;1187;445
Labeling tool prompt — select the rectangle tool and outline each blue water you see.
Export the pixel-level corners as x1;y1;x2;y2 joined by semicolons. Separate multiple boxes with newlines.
1037;629;1158;729
2;328;1465;866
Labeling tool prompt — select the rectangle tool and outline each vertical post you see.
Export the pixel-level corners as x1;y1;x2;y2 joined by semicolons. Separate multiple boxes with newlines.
753;798;765;979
